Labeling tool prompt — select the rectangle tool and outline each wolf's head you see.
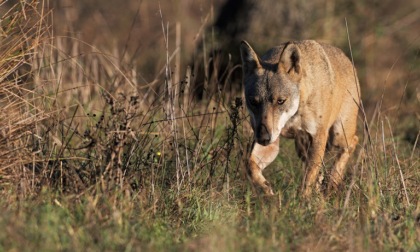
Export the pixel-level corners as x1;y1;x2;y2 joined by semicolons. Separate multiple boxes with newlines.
240;41;301;146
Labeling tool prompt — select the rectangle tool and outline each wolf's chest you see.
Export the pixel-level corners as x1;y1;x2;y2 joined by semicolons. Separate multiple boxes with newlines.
281;112;318;138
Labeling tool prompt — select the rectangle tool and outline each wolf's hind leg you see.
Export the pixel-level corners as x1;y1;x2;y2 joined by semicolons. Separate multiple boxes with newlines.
247;139;279;195
328;135;358;192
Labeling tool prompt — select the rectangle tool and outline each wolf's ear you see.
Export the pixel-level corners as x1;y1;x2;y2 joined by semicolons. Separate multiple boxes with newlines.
240;41;261;75
278;43;301;76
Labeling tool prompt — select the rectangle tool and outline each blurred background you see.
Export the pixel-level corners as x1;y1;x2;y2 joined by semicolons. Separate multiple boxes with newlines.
1;0;420;140
47;0;419;114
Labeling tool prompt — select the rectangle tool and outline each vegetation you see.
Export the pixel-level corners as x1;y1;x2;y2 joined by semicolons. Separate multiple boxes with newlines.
0;0;418;251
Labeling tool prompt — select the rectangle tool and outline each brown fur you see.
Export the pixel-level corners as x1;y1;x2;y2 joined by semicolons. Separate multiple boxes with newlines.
240;40;360;197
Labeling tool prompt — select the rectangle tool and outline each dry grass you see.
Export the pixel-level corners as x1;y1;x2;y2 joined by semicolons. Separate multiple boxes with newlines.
0;0;51;192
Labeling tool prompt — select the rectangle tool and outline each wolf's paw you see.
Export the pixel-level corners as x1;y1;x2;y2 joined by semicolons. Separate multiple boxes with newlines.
263;181;275;196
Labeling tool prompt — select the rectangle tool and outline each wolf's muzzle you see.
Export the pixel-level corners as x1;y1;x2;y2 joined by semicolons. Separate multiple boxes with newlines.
256;124;271;146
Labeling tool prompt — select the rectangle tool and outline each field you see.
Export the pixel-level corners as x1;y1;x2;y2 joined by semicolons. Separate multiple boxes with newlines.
0;0;419;251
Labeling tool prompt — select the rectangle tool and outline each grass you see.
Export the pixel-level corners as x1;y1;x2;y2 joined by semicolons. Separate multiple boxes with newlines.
1;174;418;251
0;1;419;251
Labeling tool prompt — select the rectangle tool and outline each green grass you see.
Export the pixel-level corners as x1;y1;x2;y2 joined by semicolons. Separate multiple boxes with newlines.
1;130;419;251
1;170;418;251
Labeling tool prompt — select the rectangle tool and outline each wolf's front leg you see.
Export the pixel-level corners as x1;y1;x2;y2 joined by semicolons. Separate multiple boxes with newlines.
302;130;328;198
247;138;280;195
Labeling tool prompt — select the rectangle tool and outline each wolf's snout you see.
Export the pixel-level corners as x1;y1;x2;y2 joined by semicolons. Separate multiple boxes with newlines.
256;124;271;145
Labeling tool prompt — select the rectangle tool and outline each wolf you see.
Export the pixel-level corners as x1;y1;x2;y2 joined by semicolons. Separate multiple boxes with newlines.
240;40;360;197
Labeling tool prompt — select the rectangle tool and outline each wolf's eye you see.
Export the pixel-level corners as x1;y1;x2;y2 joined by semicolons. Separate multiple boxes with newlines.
277;99;286;105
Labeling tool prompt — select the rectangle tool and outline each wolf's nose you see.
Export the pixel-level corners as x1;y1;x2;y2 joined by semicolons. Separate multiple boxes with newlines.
257;124;271;145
